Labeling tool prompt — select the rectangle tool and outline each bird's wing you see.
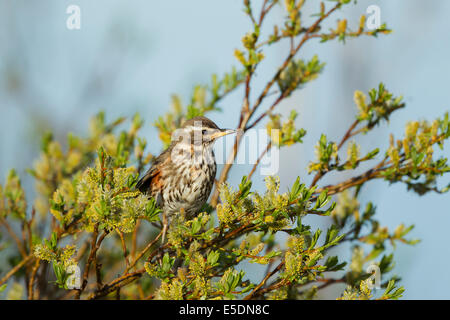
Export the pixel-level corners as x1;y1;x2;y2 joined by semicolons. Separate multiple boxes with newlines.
135;165;159;192
135;146;171;193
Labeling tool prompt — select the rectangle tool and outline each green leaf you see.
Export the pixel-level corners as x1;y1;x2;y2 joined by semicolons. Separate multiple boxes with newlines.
144;198;162;222
238;176;252;199
207;250;220;266
309;229;322;249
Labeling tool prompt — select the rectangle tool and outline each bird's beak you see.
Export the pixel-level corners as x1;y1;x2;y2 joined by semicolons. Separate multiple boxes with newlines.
211;128;240;140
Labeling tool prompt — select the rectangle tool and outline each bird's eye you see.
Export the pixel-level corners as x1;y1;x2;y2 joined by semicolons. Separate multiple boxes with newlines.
202;129;207;135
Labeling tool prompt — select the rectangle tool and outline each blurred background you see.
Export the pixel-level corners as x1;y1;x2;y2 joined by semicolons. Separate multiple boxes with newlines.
0;0;448;298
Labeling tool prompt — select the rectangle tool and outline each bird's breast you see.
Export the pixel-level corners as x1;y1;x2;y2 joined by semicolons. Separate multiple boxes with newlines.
161;148;216;217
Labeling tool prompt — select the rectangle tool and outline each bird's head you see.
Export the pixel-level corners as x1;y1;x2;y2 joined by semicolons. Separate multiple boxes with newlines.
172;116;239;148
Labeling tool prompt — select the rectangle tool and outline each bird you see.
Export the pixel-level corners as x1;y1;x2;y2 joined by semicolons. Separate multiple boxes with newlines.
136;116;238;241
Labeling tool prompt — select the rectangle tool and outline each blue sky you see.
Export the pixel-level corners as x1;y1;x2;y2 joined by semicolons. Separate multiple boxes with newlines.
0;1;449;298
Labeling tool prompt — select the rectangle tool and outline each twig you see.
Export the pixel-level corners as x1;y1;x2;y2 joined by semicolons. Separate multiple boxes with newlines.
87;269;145;300
243;261;284;300
75;240;90;261
75;225;108;299
0;218;28;258
95;261;103;291
245;91;287;130
259;0;276;27
316;158;388;196
250;3;341;116
0;255;33;286
84;230;163;300
210;3;342;206
337;120;360;150
75;226;98;299
310;119;360;187
298;277;345;296
131;220;141;260
125;230;163;274
248;142;272;179
117;230;130;268
27;259;41;300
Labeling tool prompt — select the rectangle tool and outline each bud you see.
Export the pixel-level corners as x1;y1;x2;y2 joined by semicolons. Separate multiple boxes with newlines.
337;19;347;34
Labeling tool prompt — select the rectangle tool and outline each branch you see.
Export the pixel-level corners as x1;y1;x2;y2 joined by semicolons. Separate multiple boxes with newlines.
130;220;141;260
117;229;130;268
210;3;342;206
298;277;346;296
87;269;145;300
248;141;272;179
244;261;284;300
27;258;41;300
315;157;388;196
0;254;33;286
0;218;28;258
125;230;163;274
75;225;108;299
310;119;360;187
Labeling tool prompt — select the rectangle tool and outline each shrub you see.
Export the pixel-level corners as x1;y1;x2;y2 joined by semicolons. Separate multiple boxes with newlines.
0;1;449;300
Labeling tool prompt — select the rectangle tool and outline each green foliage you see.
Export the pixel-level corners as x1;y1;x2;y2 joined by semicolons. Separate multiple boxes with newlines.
309;134;339;173
52;262;72;290
354;83;405;129
0;170;27;220
76;153;159;233
0;0;449;301
155;69;245;148
267;110;307;147
277;56;325;95
338;278;404;300
384;113;450;195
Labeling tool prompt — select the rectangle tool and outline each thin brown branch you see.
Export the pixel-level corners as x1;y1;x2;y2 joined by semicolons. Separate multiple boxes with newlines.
84;230;163;300
316;158;388;196
245;91;287;130
130;219;141;260
75;226;98;299
248;142;272;179
0;218;28;258
0;254;33;286
258;0;276;27
250;3;341;116
95;261;103;291
310;119;360;187
75;225;108;299
337;119;360;150
244;261;285;300
75;240;90;261
246;277;286;299
27;258;41;300
298;277;346;296
210;3;342;206
87;268;145;300
125;230;163;274
117;229;130;268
